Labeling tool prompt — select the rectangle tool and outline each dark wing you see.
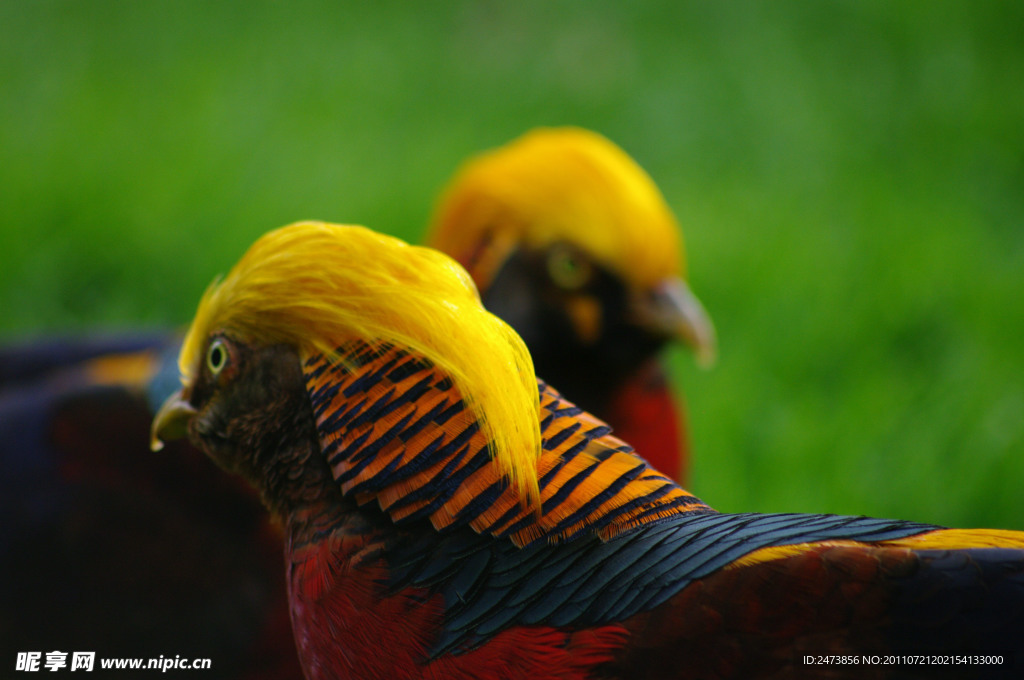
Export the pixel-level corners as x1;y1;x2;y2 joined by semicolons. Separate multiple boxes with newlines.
384;510;940;658
0;330;175;387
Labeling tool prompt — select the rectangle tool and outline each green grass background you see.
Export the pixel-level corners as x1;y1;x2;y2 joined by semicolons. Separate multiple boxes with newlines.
2;1;1022;529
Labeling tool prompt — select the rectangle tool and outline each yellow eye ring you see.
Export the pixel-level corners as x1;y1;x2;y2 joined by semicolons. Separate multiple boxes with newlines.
206;339;228;376
546;246;592;290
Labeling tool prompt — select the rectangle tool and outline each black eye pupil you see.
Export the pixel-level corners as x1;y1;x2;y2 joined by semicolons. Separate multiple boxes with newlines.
210;346;223;369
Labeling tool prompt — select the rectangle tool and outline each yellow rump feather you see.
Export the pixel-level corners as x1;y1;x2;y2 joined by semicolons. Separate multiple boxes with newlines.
726;528;1024;570
426;126;685;288
178;221;543;505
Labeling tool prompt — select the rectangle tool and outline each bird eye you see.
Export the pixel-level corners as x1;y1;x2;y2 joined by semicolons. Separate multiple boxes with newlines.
547;246;592;290
206;339;228;376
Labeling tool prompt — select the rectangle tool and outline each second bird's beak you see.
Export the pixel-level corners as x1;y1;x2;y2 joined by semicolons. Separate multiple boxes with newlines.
151;389;197;451
634;278;717;368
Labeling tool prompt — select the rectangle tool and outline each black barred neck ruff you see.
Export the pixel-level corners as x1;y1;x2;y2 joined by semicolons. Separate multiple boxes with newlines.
303;342;713;548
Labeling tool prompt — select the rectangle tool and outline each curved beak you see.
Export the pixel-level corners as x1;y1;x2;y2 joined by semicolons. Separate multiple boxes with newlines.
150;388;197;451
634;278;717;368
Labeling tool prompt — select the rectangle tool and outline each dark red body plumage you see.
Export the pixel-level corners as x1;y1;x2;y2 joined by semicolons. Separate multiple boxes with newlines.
603;359;687;483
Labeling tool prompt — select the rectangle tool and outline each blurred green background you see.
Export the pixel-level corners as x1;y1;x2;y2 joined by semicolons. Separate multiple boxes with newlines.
2;1;1022;528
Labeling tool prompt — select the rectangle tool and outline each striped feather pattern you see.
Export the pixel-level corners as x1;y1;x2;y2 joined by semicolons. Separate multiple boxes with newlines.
300;341;944;657
304;342;708;547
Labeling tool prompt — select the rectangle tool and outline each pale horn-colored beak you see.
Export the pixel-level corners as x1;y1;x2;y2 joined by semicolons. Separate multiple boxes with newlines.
150;388;197;451
633;277;717;368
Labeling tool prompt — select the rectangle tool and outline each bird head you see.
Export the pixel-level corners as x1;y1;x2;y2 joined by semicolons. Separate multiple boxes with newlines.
425;127;715;412
152;222;543;510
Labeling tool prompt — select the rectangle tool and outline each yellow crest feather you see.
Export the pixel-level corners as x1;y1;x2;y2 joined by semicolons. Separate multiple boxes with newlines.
426;126;685;288
179;222;542;504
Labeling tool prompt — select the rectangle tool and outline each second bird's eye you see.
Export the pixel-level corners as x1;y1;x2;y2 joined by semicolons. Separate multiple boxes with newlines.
207;339;228;375
546;246;592;290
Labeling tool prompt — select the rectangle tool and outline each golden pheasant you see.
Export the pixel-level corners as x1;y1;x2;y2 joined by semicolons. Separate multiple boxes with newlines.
154;221;1024;680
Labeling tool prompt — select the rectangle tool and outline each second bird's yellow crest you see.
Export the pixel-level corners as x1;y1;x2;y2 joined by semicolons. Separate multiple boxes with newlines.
427;126;686;289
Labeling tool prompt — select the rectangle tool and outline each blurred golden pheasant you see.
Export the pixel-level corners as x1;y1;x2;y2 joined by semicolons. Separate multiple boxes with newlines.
0;333;300;677
426;127;714;483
